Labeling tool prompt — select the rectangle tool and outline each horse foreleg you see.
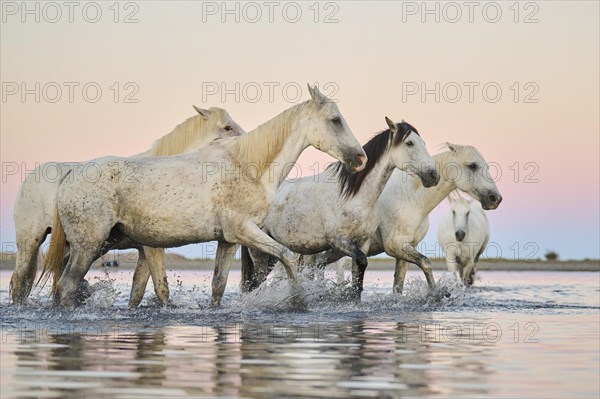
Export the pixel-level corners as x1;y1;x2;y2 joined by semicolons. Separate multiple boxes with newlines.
56;247;97;308
393;259;409;294
237;223;305;309
468;251;483;286
388;241;435;291
350;240;371;300
10;230;46;304
211;241;238;307
328;236;368;299
246;248;274;291
462;260;475;287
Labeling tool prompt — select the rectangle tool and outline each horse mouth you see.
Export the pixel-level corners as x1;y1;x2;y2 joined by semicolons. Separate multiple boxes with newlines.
420;169;440;188
347;153;367;173
481;192;502;210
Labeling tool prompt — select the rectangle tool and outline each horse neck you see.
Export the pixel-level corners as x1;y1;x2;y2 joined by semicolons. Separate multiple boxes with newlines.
349;151;395;206
229;103;311;188
412;151;458;214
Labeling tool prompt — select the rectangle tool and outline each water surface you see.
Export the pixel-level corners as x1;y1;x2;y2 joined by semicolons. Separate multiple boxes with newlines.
1;269;598;398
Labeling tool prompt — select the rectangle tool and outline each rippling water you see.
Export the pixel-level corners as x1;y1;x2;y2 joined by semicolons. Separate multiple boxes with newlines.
1;269;599;398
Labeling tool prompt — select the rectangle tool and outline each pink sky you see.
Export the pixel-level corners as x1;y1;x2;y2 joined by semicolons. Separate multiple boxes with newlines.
1;1;598;259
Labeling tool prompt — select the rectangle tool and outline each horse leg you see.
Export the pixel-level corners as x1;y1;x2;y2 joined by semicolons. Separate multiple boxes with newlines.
335;258;348;285
237;223;305;309
240;246;255;293
243;248;273;292
55;246;98;308
388;241;435;291
462;260;475;287
328;237;368;299
143;247;169;305
393;259;409;294
468;251;483;286
129;249;151;308
10;229;47;304
467;266;476;286
349;240;370;300
211;242;238;307
445;256;462;282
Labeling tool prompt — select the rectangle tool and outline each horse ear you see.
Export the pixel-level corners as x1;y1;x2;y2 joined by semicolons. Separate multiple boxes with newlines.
193;105;210;118
447;142;458;153
385;117;398;134
307;84;326;105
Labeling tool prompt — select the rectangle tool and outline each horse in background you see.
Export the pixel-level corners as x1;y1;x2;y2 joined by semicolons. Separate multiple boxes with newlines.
438;195;490;286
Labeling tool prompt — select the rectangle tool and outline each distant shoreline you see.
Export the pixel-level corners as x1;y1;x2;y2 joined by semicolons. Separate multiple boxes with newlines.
2;253;598;272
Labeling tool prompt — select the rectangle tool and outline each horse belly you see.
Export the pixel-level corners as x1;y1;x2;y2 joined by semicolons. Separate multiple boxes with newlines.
116;188;220;247
119;216;218;248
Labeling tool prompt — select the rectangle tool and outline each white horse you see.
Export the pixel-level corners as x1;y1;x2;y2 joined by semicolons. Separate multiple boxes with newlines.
10;107;244;304
308;143;502;297
240;118;440;297
438;195;490;286
44;85;367;308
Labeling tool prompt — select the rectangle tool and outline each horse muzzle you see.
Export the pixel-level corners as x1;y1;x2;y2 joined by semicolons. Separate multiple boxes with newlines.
481;191;503;210
346;153;368;173
420;169;440;188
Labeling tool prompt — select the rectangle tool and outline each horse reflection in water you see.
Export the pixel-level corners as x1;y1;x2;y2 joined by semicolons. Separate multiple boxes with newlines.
6;321;495;398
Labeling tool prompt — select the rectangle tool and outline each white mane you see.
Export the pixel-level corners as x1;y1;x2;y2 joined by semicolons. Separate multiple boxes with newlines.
147;107;230;156
229;100;318;171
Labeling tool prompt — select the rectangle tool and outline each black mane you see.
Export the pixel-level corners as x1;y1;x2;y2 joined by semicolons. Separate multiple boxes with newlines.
331;121;419;198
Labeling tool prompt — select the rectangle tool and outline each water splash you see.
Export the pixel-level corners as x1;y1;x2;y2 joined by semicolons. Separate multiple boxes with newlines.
85;271;120;308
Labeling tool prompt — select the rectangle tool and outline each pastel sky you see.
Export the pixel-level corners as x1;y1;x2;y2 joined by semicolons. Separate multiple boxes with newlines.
1;1;598;260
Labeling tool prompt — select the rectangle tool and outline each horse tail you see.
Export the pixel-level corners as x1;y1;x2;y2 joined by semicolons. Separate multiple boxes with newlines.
36;170;72;294
240;246;254;292
36;203;67;294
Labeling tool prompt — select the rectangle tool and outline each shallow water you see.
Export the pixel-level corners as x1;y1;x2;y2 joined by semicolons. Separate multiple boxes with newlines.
1;269;599;398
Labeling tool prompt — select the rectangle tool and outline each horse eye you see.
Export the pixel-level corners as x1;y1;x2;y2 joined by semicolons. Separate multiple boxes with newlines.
224;126;233;131
331;116;341;124
406;140;414;147
466;212;470;217
452;210;455;215
467;163;478;171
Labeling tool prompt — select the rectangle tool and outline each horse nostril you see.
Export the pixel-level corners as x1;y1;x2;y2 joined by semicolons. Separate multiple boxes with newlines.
430;170;439;182
489;194;498;204
455;231;465;241
356;154;368;171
